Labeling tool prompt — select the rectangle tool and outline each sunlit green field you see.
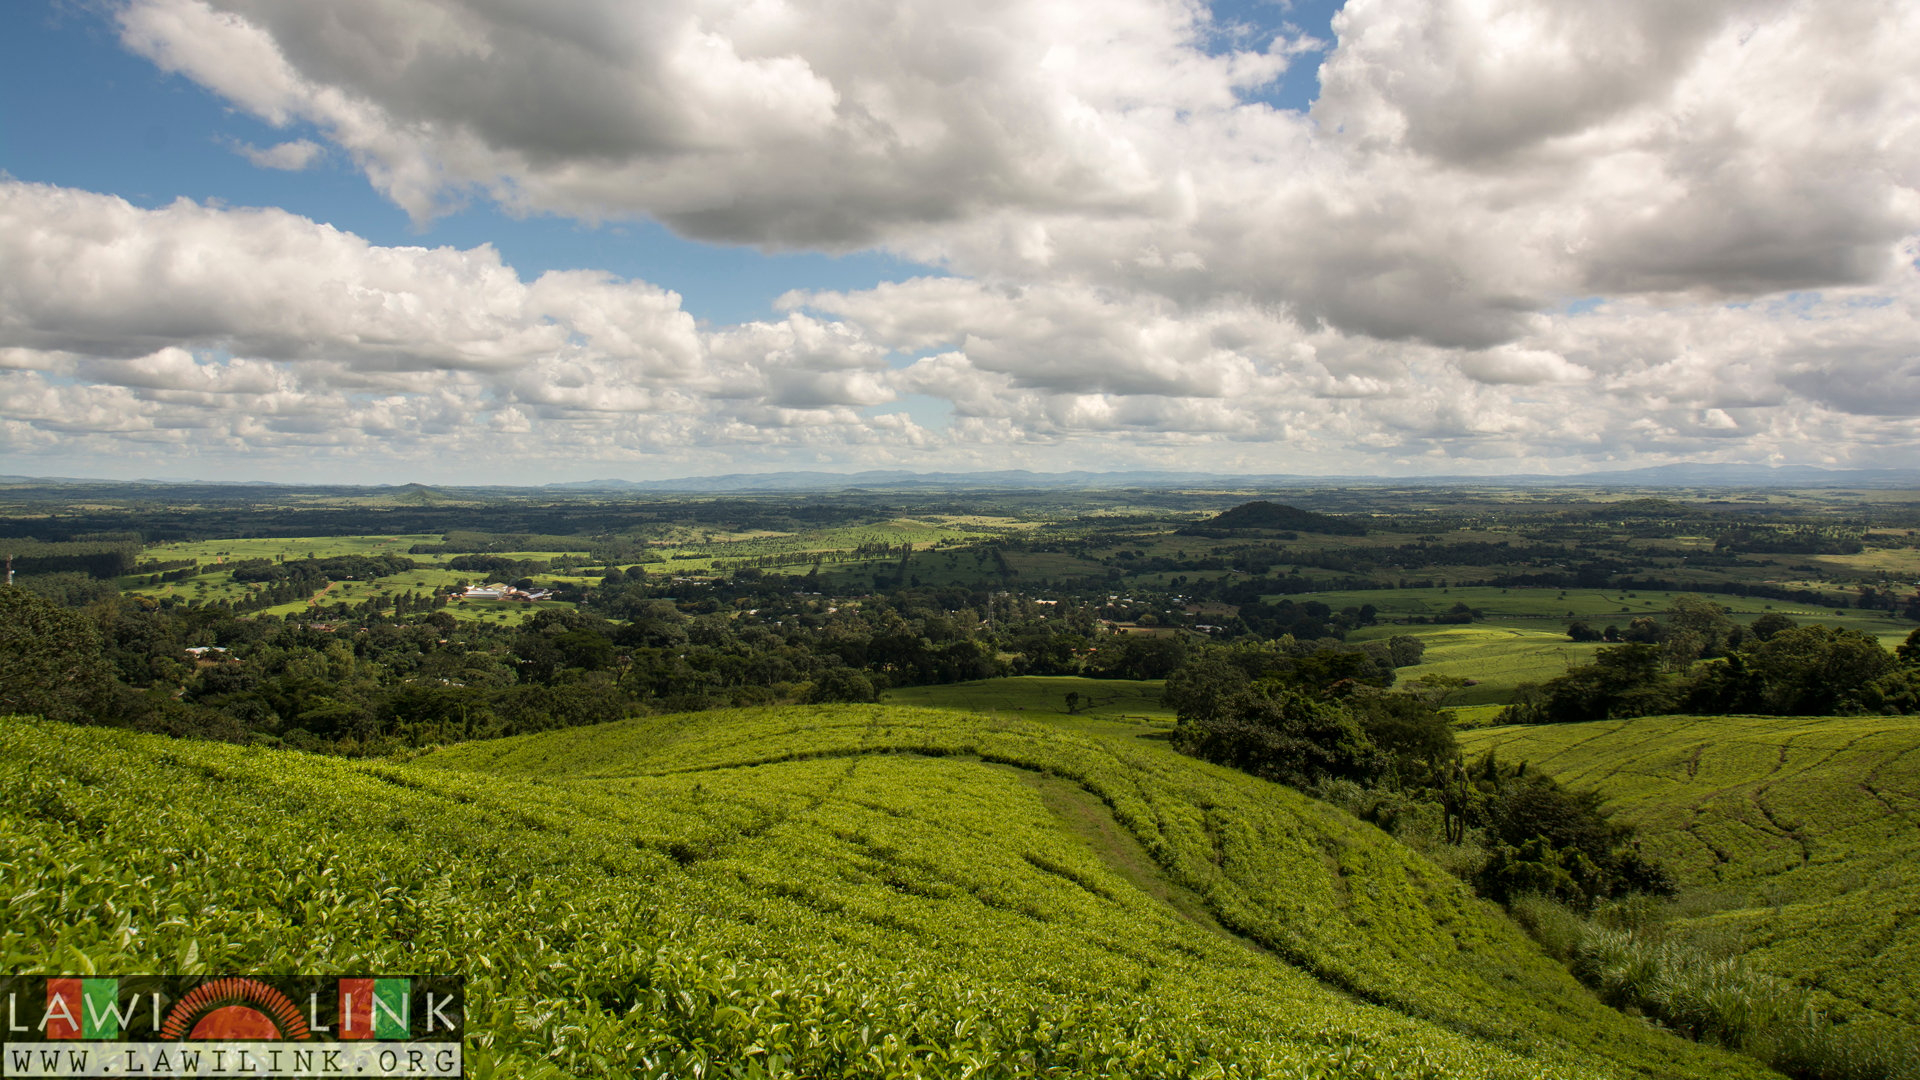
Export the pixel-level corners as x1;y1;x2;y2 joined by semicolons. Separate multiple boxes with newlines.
1330;588;1918;703
1460;714;1920;1050
882;676;1175;724
1;707;1769;1078
1347;625;1606;706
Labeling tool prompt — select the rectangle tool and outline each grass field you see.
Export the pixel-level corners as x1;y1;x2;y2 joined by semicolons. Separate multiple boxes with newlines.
1348;624;1606;706
882;676;1175;723
1331;586;1919;704
0;707;1772;1079
1459;714;1920;1051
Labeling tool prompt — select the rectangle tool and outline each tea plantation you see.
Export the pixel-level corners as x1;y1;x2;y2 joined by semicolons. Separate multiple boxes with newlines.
1460;714;1920;1054
3;707;1773;1078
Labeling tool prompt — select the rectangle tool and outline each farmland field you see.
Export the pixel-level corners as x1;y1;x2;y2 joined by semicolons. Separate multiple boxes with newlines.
0;706;1770;1079
1460;714;1920;1051
1352;624;1605;706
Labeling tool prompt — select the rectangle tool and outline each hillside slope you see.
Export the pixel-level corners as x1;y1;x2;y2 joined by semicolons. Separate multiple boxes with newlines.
2;709;1769;1078
1460;714;1920;1050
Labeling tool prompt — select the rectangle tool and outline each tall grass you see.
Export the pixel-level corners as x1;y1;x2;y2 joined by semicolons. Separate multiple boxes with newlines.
1508;894;1916;1080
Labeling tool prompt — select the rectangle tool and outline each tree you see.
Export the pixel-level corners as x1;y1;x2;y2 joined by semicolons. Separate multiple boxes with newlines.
1500;644;1673;724
1386;634;1426;667
1350;691;1457;781
1160;654;1250;724
1469;759;1674;907
1667;595;1738;656
805;667;877;704
0;585;115;724
1171;685;1380;788
1406;673;1470;708
1896;626;1920;664
1744;625;1893;714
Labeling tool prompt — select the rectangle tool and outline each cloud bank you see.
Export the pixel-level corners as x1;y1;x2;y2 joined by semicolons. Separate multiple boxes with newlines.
4;0;1916;480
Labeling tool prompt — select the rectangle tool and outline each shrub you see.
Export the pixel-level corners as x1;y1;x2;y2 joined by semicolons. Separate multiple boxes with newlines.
1510;895;1918;1080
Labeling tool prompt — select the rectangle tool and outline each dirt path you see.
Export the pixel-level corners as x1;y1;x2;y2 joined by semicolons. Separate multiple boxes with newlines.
991;761;1269;957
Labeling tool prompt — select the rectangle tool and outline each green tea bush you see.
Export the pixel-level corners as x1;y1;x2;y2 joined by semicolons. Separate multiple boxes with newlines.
1503;894;1916;1080
3;708;1776;1079
1461;713;1920;1050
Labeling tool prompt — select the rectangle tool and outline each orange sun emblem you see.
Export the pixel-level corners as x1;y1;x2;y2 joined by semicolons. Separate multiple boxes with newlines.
160;978;310;1041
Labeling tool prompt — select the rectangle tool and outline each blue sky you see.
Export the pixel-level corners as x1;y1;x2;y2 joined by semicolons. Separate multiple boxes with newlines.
2;1;1342;328
0;1;1913;483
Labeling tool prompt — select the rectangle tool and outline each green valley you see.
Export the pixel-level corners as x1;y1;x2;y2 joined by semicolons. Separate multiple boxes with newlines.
7;478;1920;1076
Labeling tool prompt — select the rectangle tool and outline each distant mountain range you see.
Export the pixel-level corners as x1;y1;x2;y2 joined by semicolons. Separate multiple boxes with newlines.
545;463;1920;491
545;469;1253;492
5;463;1919;492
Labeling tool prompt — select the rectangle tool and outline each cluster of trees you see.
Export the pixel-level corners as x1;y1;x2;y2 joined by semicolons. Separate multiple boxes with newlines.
1;577;1197;753
1714;526;1864;555
1160;639;1439;788
1513;600;1920;723
228;554;419;583
1462;755;1673;906
1158;640;1668;911
443;554;550;580
2;539;142;578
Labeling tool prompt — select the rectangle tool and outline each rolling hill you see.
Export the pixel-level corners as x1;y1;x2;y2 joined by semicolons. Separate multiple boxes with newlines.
1459;714;1920;1054
1;707;1774;1078
1195;501;1367;535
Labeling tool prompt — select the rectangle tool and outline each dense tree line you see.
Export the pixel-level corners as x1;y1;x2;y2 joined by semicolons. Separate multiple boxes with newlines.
1507;600;1920;723
229;554;419;583
2;540;142;578
0;576;1170;753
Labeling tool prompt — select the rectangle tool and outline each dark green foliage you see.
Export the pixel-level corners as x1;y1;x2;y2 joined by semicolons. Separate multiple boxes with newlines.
1714;527;1864;555
16;571;122;607
1160;654;1250;723
228;554;417;582
0;539;141;578
1470;758;1674;908
0;585;114;724
1514;613;1911;723
1350;691;1457;779
1684;626;1898;716
1386;634;1426;667
1171;684;1381;787
1196;501;1366;535
805;666;878;703
1501;644;1674;724
1743;625;1894;714
1084;633;1187;679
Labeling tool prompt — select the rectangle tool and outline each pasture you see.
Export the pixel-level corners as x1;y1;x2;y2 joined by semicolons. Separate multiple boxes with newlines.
1459;714;1920;1050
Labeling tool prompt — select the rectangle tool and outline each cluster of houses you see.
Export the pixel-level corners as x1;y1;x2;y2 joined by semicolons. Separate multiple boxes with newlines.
459;583;553;603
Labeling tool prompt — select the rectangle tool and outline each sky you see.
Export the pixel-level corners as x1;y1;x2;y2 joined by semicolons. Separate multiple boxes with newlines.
1;0;1916;485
